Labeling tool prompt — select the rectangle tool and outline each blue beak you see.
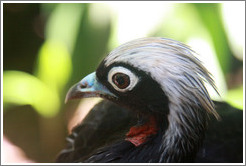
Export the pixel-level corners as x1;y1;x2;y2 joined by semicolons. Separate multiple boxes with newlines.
65;72;116;103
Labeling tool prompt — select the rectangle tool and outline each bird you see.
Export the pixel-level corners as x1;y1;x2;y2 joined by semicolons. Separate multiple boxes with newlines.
56;37;243;163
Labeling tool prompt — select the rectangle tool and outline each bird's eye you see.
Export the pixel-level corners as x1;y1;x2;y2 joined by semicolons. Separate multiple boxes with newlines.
112;73;130;89
108;66;139;92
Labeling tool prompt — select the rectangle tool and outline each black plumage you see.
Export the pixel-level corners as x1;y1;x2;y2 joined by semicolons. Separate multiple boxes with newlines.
56;37;243;163
196;101;243;162
56;101;243;163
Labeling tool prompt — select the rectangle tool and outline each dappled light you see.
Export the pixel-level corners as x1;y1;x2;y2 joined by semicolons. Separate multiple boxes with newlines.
3;136;34;163
2;2;244;163
36;40;72;94
221;3;244;60
3;71;60;117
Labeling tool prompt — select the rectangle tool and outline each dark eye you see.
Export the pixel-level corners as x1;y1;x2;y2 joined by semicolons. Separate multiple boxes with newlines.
112;73;130;89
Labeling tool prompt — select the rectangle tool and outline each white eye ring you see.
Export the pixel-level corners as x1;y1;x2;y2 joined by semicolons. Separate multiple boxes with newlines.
108;66;139;92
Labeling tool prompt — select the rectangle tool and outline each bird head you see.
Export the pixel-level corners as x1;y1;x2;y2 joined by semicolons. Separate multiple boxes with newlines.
66;37;218;119
65;37;220;161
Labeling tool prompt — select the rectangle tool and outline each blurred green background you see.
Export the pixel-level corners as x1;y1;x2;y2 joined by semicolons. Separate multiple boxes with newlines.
2;2;244;163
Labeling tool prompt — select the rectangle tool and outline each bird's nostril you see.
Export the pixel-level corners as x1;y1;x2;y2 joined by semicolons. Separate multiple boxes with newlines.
79;83;88;89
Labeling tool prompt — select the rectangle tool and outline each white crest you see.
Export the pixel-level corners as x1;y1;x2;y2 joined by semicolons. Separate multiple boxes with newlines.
104;37;219;119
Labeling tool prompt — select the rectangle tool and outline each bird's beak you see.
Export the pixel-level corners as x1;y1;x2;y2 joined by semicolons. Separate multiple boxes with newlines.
65;72;116;103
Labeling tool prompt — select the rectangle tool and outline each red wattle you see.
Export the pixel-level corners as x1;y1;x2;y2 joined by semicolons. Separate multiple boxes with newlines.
125;116;158;146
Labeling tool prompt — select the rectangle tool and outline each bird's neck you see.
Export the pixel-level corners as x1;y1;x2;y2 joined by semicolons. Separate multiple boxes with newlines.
124;108;208;162
158;109;208;162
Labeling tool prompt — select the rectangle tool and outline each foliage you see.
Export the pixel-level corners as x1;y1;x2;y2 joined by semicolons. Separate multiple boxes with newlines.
2;2;244;162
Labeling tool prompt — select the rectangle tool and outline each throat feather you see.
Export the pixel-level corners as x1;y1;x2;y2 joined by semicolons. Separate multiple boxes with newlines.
125;116;158;146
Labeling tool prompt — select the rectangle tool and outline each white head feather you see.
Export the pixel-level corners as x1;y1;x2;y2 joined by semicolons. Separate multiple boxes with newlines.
104;37;219;119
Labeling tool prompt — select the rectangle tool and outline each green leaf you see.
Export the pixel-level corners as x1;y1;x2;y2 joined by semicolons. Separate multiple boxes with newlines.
44;3;84;53
3;71;60;117
225;86;243;110
192;3;234;75
35;40;72;94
